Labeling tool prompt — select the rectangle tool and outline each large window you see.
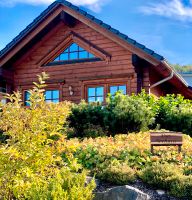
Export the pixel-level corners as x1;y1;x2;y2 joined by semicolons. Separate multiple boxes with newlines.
87;86;104;103
110;85;127;96
24;90;60;105
45;90;59;103
86;82;127;103
52;43;98;63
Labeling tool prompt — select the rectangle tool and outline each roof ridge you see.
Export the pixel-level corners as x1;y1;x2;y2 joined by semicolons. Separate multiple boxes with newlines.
0;0;164;61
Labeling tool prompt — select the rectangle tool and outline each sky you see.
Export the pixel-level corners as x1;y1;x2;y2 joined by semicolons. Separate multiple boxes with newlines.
0;0;192;65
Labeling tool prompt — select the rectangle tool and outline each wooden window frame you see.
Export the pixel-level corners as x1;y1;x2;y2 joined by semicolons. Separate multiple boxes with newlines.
82;78;130;104
86;85;105;103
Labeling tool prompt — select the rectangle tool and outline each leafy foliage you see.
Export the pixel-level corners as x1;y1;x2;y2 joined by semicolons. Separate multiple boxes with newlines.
67;92;155;137
171;63;192;73
61;131;192;198
96;160;136;185
140;163;192;198
67;101;106;138
154;94;192;135
0;72;95;199
67;92;192;137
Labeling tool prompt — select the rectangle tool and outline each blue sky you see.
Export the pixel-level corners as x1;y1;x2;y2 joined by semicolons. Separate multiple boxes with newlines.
0;0;192;65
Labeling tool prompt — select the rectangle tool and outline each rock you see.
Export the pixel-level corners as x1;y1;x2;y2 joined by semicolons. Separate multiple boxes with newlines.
156;189;165;196
94;185;150;200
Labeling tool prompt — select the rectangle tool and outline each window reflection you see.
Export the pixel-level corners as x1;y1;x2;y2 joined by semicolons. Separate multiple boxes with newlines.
24;91;31;106
45;90;59;103
110;85;126;96
53;43;96;62
88;86;104;103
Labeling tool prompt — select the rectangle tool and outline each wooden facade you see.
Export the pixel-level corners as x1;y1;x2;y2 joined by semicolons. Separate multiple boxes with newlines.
0;0;192;104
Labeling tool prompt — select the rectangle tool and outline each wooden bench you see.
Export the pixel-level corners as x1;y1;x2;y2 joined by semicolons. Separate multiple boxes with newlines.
150;132;183;154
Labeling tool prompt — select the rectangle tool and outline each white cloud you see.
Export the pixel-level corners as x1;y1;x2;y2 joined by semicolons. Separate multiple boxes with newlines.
140;0;192;21
0;0;109;12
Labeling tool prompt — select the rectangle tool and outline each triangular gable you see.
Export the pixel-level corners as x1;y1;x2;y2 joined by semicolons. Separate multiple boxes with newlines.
38;32;111;66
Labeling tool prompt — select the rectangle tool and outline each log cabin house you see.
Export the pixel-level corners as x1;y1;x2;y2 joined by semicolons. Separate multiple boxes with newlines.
0;0;192;105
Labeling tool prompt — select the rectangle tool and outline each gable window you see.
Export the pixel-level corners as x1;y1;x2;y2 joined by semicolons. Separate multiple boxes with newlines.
88;86;104;103
110;85;127;96
48;43;101;65
45;90;59;103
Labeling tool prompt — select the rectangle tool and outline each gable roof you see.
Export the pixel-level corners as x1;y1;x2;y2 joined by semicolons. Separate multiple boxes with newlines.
0;0;164;62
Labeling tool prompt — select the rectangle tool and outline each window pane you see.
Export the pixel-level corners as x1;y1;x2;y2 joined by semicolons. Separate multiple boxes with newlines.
96;87;104;96
24;91;30;106
54;56;60;61
52;99;59;103
70;52;78;60
89;53;95;58
79;51;88;59
45;91;52;100
119;85;126;94
110;86;118;96
64;48;69;53
88;88;95;97
70;43;78;52
88;97;95;103
79;46;84;51
96;96;104;103
53;90;59;99
60;53;68;61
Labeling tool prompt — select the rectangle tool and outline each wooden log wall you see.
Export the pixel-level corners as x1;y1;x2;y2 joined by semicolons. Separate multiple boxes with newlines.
13;20;138;103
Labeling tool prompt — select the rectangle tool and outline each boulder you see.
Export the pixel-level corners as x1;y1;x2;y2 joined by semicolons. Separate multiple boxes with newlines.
94;185;149;200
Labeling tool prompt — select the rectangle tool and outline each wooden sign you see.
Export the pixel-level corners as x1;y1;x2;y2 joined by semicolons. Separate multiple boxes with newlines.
150;132;183;153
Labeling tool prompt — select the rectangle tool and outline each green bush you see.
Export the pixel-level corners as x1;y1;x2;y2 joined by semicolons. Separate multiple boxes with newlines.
67;92;155;137
140;162;192;198
0;73;95;199
67;101;107;138
170;175;192;198
154;94;192;136
105;92;155;134
140;163;182;190
96;160;136;185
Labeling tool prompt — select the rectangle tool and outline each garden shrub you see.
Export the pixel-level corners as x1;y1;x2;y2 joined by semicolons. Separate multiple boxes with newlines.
141;163;192;198
63;132;192;198
170;175;192;198
67;101;107;138
140;163;183;190
105;92;155;134
96;160;136;185
154;94;192;136
0;73;95;199
67;92;155;137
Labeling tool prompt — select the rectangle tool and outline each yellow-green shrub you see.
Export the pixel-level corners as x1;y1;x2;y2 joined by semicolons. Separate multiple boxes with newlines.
140;163;182;190
96;160;136;185
0;73;95;199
